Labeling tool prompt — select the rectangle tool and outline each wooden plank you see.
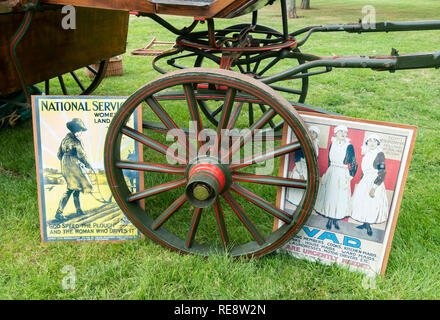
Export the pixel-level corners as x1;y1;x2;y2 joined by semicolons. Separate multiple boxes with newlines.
155;0;237;17
214;0;267;18
0;6;129;94
41;0;156;14
40;0;242;18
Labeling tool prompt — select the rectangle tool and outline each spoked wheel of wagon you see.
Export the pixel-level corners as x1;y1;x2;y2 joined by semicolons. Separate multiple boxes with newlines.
41;60;108;95
104;68;319;257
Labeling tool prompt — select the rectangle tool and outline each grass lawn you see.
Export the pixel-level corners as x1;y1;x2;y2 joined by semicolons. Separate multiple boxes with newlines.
0;0;439;300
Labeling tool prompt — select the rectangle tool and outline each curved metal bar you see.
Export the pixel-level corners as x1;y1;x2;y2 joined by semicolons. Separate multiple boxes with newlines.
152;47;221;74
176;38;297;53
184;27;284;45
141;13;199;35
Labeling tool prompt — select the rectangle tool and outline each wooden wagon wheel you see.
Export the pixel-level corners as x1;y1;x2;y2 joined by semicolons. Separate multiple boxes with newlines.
104;68;319;257
42;60;108;95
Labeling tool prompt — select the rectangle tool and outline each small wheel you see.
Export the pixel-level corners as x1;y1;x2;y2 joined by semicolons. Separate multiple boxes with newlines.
193;24;309;127
152;25;308;129
105;68;318;257
39;60;108;95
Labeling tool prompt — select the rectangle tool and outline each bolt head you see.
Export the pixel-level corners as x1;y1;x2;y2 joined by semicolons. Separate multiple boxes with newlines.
193;183;211;201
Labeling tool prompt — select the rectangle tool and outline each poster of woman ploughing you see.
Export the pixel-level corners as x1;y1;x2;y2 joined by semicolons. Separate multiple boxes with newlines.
32;96;141;242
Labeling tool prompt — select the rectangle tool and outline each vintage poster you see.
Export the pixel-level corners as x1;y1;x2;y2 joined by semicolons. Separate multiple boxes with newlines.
276;112;417;275
32;96;141;242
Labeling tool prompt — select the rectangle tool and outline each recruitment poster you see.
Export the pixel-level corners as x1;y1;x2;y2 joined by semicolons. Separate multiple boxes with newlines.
32;96;141;242
276;112;417;275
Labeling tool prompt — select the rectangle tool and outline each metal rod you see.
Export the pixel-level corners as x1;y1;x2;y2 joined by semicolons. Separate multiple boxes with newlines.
262;57;397;85
280;0;289;40
251;10;258;26
141;13;199;35
292;20;440;47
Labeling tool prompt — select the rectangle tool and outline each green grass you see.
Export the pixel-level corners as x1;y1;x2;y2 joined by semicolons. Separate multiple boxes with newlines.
1;0;440;299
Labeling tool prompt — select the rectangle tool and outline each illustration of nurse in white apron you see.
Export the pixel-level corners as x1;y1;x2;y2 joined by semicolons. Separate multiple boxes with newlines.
351;134;389;236
287;126;320;207
315;125;358;230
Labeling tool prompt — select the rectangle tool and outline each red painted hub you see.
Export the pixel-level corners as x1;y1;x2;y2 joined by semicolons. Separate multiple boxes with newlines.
185;158;231;208
188;163;226;193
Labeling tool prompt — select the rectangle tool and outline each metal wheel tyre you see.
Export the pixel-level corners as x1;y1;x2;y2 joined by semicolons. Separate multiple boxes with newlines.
41;60;108;95
104;68;318;257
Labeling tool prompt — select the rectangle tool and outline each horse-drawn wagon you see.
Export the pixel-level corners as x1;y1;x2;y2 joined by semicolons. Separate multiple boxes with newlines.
2;0;439;257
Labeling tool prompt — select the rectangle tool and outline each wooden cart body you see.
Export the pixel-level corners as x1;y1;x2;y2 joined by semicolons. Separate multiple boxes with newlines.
0;0;272;96
0;2;129;95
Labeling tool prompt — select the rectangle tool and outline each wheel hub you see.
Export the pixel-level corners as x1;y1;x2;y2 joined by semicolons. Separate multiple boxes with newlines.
193;183;211;201
185;157;231;208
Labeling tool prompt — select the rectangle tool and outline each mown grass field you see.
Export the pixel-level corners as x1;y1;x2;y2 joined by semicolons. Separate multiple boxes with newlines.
0;0;439;300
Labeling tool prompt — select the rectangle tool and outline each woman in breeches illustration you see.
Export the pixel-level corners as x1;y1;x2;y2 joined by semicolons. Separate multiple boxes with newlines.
315;125;358;230
351;134;389;236
55;118;92;222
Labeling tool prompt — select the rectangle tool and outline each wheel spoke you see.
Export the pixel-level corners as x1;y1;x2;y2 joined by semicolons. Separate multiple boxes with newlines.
252;59;262;74
222;191;266;245
213;200;230;251
257;56;281;77
217;88;237;132
230;183;292;224
227;102;244;129
86;65;98;75
146;96;191;156
217;88;237;152
253;127;283;141
127;178;186;202
70;71;86;92
258;104;276;128
44;80;50;95
185;207;203;249
235;60;246;74
121;126;186;164
248;103;254;126
245;54;251;73
116;160;185;175
232;172;307;188
58;75;68;95
211;104;223;117
222;108;276;163
151;194;187;230
230;141;301;171
184;83;203;153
